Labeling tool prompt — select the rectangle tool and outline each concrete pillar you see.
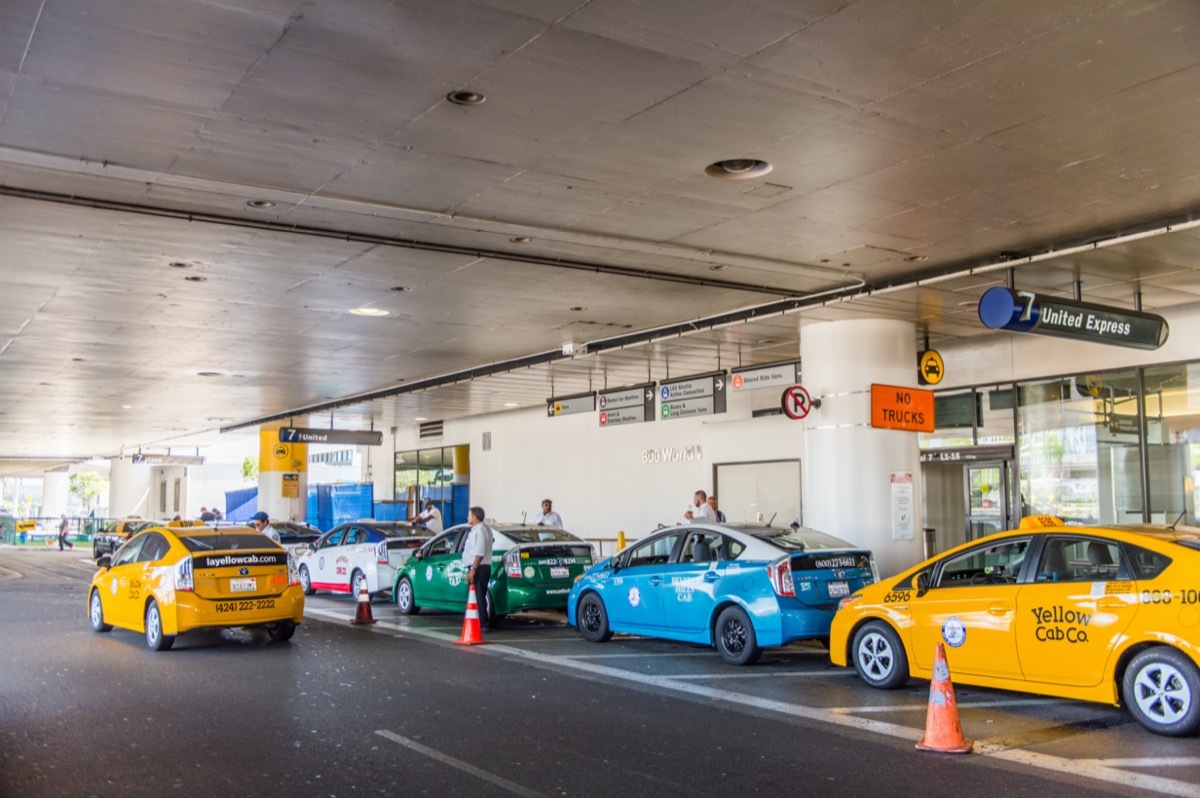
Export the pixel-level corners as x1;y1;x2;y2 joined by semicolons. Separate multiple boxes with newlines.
259;428;308;522
109;457;152;518
800;318;925;577
41;469;70;520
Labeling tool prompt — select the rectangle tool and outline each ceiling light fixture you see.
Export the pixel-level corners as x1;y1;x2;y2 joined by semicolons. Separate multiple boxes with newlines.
570;306;586;312
169;261;190;268
197;371;222;377
510;236;533;244
447;90;485;106
705;159;773;180
247;200;276;209
349;307;389;317
185;275;207;282
709;264;730;271
391;286;412;292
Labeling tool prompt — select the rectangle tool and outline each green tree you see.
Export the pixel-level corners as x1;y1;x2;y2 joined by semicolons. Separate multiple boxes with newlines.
242;457;259;481
68;472;109;511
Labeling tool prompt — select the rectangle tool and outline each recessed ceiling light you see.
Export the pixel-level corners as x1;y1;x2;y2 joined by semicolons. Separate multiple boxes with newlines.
414;416;429;422
391;286;412;292
705;159;773;180
709;264;730;271
121;405;132;410
504;402;519;408
349;307;389;317
72;357;85;362
169;261;190;268
570;306;586;312
185;275;207;282
904;255;928;262
197;371;222;377
447;90;485;106
510;236;533;244
247;200;276;209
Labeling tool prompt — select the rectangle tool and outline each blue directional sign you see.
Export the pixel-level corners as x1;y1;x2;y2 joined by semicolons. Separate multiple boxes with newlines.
978;287;1168;350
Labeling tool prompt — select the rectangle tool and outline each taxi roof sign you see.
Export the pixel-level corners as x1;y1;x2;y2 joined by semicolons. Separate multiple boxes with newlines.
1019;515;1065;529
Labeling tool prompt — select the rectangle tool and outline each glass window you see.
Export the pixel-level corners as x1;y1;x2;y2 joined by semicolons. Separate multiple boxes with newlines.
1142;364;1200;525
1126;543;1173;579
136;533;169;563
1033;536;1121;582
426;530;463;557
626;533;682;567
935;537;1030;586
678;531;725;563
317;529;345;550
112;535;147;567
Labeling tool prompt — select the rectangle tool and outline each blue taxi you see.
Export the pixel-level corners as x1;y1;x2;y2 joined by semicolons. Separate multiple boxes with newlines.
567;522;875;664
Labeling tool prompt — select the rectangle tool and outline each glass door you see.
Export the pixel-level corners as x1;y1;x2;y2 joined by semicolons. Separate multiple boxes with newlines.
964;461;1008;540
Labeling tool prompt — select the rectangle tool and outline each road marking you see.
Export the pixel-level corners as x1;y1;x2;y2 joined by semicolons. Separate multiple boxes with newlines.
835;698;1073;713
376;730;546;797
669;671;858;680
313;611;1199;797
1077;758;1200;768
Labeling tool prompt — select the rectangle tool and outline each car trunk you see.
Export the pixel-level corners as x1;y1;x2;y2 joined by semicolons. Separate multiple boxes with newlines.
191;549;292;600
789;550;874;606
512;543;593;585
385;537;426;567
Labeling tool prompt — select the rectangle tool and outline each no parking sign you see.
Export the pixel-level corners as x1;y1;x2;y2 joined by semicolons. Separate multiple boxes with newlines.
781;385;813;419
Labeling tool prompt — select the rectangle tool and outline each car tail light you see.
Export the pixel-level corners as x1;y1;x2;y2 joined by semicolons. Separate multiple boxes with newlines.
837;595;861;611
505;548;522;578
287;552;300;586
766;555;795;597
376;541;388;565
174;556;194;592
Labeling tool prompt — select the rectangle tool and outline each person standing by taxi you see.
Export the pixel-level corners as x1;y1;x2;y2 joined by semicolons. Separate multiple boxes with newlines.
250;511;281;544
533;498;563;528
707;495;727;523
414;498;443;532
463;506;494;631
687;490;715;523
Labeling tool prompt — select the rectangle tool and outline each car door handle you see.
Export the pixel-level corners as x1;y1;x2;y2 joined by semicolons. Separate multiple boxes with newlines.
649;576;663;587
987;604;1013;616
703;572;720;582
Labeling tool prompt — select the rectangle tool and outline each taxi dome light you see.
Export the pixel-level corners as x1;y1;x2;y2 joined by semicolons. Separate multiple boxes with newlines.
767;555;795;597
174;556;194;592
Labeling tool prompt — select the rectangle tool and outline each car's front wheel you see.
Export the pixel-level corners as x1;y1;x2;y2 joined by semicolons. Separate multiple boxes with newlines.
577;593;613;643
851;620;908;689
298;565;315;596
395;577;421;615
144;600;175;651
89;589;112;632
714;605;762;666
266;621;296;642
1123;647;1200;736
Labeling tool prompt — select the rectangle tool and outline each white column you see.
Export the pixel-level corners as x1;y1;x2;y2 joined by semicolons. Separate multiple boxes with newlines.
41;470;69;520
801;318;925;577
109;457;152;517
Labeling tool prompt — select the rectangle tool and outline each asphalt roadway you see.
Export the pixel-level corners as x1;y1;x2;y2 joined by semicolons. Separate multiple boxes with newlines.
2;547;1198;798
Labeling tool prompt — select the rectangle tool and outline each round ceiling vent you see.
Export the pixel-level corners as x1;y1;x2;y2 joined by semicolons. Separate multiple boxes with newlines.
705;159;773;180
447;90;485;106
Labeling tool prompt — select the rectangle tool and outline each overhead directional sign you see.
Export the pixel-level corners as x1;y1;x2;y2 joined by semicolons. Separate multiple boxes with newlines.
731;359;801;393
547;392;596;418
659;371;727;421
978;287;1169;350
280;427;383;445
598;383;656;427
781;385;813;420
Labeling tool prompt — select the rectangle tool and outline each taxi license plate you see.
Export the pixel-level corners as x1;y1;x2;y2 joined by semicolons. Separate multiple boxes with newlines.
549;567;569;579
828;581;850;598
230;577;257;593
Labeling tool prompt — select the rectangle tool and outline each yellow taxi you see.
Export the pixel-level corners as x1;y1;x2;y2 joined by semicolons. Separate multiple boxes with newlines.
88;523;305;651
829;516;1200;736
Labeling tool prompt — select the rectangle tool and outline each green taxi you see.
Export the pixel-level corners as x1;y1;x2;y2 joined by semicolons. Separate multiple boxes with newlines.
393;523;593;625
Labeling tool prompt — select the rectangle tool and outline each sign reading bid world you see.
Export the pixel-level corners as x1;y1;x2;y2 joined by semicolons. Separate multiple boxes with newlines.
977;287;1168;350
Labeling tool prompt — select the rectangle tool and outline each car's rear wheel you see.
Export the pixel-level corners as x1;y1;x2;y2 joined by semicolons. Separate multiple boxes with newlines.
1123;647;1200;736
266;621;296;642
851;620;908;689
484;590;503;629
350;569;368;600
298;565;315;596
144;600;175;651
577;593;613;643
92;542;102;561
395;577;421;615
714;606;762;666
89;589;112;632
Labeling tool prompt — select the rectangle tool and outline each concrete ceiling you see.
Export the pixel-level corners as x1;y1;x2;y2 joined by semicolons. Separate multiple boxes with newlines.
2;0;1200;461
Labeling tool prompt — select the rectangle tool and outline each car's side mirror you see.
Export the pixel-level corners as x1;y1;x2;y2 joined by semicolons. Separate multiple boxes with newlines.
95;554;112;570
915;571;930;597
307;542;317;551
412;549;424;560
607;555;621;570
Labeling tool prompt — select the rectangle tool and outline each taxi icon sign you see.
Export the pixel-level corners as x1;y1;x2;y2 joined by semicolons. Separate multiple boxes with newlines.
918;349;944;386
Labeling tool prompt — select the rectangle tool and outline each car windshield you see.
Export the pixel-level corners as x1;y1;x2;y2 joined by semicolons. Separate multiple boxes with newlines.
501;527;580;544
748;526;858;551
179;533;279;551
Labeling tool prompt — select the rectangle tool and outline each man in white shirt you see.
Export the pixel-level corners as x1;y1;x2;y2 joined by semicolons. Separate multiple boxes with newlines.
414;498;443;532
462;506;495;631
533;499;564;528
685;490;716;523
250;511;281;543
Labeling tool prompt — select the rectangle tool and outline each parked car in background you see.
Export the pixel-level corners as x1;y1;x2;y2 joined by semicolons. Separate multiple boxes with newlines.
88;524;304;650
296;521;429;599
92;517;157;560
568;522;876;665
270;521;322;560
830;515;1200;737
394;524;594;625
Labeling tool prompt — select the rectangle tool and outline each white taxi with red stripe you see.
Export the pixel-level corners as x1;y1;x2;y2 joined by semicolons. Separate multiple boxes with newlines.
297;520;429;599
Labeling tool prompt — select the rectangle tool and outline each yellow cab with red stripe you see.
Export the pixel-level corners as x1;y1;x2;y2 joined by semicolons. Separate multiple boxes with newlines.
88;522;304;650
829;515;1200;736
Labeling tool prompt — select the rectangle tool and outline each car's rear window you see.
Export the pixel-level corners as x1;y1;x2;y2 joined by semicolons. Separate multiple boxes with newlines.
378;526;424;538
1127;542;1173;579
751;527;858;551
178;534;280;551
502;528;580;544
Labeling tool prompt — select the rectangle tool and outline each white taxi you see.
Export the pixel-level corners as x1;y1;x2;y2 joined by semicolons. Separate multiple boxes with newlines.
297;520;429;599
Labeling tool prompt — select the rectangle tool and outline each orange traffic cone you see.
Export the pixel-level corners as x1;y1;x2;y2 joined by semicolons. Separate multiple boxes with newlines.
916;642;973;753
351;581;377;625
455;585;487;646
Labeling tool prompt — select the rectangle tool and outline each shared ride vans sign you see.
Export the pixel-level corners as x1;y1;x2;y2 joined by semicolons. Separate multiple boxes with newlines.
870;384;935;433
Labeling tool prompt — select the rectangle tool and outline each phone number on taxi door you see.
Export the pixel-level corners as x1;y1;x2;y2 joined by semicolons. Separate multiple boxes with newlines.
215;599;276;612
